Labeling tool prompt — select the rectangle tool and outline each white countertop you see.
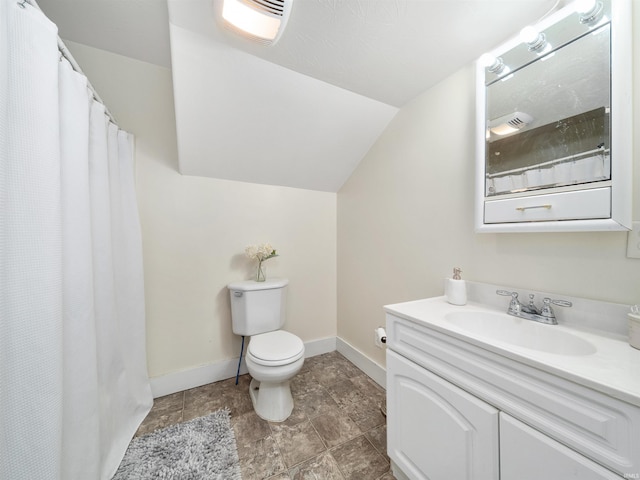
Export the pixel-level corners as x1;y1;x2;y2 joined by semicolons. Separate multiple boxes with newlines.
385;296;640;407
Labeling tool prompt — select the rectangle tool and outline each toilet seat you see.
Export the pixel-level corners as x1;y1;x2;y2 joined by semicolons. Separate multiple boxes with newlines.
248;330;304;367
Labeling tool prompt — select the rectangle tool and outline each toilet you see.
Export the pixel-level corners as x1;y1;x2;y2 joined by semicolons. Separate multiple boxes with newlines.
227;278;304;422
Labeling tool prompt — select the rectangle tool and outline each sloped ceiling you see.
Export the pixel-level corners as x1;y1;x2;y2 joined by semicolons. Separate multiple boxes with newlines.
37;0;561;192
35;0;173;68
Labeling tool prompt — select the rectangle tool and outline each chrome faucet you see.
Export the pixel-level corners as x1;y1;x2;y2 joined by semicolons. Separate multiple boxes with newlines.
496;290;572;325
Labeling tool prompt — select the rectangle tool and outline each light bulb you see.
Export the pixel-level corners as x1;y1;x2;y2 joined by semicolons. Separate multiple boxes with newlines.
575;0;604;26
575;0;597;14
520;26;540;44
520;26;548;54
479;53;497;68
479;54;508;75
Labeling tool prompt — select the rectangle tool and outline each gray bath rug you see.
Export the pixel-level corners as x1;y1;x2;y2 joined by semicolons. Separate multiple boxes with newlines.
114;409;242;480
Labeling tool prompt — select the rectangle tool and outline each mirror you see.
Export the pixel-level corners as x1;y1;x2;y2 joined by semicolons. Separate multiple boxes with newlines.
475;0;632;232
486;24;610;197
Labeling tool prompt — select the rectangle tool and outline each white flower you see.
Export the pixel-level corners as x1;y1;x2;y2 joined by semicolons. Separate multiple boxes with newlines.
245;243;278;262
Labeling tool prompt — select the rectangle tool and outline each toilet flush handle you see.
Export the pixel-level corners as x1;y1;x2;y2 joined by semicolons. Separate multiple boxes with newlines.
234;291;243;297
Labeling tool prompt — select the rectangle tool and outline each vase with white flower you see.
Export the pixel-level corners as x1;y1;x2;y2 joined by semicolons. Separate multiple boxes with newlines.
245;243;278;282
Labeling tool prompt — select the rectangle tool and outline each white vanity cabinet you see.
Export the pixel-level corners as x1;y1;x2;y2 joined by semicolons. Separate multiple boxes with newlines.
385;306;640;480
387;350;499;480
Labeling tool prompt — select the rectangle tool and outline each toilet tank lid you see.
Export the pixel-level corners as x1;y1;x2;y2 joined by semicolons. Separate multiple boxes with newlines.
227;278;288;292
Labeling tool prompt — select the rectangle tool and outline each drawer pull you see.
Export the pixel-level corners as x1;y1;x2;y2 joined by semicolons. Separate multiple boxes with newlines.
515;204;552;211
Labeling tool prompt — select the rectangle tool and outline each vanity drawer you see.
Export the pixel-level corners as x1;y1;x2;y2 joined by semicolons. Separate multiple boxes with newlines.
500;413;621;480
484;187;611;223
386;313;640;476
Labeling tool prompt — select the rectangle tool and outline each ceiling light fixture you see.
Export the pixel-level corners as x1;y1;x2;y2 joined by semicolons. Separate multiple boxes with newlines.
489;112;534;136
221;0;293;46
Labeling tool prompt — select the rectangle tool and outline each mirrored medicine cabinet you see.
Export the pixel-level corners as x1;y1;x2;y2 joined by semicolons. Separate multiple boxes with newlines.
475;0;632;232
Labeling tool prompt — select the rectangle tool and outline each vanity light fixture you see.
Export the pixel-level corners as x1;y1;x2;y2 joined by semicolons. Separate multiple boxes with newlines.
575;0;605;26
520;26;551;55
479;53;509;76
221;0;293;45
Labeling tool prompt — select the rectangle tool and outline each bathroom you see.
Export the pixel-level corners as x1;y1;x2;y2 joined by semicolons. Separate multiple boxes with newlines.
3;0;639;479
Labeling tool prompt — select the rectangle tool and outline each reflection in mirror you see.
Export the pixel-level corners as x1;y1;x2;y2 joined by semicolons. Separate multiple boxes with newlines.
485;23;611;196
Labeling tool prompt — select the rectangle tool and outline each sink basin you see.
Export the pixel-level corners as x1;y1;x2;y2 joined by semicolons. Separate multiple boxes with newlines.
443;311;597;356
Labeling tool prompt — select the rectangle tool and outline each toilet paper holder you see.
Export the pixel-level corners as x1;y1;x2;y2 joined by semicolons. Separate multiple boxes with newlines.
374;327;387;347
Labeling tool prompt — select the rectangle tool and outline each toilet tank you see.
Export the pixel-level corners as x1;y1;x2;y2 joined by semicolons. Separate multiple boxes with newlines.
227;278;288;336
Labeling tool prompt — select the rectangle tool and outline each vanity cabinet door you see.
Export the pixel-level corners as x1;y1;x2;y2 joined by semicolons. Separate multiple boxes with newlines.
500;413;621;480
387;350;499;480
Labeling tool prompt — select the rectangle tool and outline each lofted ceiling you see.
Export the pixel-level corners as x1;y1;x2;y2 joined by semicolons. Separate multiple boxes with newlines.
37;0;561;192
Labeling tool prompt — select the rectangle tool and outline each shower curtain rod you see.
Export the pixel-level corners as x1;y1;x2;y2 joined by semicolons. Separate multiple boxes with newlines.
56;40;118;124
21;0;118;124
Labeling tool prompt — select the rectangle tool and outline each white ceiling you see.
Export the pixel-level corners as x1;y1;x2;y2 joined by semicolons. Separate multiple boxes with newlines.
37;0;562;192
36;0;173;68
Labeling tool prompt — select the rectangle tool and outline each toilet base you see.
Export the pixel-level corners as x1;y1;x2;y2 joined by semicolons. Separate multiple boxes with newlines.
249;378;293;422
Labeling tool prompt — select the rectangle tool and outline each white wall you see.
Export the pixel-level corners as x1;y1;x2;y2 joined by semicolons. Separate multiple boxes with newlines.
66;2;639;384
337;6;640;368
65;42;337;380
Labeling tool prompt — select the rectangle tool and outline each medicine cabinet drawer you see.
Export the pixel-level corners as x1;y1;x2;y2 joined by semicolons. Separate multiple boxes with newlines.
484;187;611;224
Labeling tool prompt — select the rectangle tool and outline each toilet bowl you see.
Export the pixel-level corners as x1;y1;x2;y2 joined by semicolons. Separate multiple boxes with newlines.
245;330;305;422
228;278;304;422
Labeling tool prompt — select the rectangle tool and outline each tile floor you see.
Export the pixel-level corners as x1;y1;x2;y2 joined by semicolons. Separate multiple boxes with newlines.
135;351;396;480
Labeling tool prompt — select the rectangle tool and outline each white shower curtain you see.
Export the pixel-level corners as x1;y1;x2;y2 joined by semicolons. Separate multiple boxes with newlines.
0;1;153;479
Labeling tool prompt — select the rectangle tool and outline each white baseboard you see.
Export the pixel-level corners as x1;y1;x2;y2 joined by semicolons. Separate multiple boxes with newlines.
150;336;337;398
304;336;337;357
336;337;386;389
150;357;247;398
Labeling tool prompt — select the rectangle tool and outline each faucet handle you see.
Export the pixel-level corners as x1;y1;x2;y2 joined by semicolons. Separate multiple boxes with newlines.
539;297;572;322
496;290;520;303
549;298;572;308
496;290;522;314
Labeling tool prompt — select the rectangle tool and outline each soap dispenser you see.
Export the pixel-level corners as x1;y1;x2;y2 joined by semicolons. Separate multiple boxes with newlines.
445;267;467;306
